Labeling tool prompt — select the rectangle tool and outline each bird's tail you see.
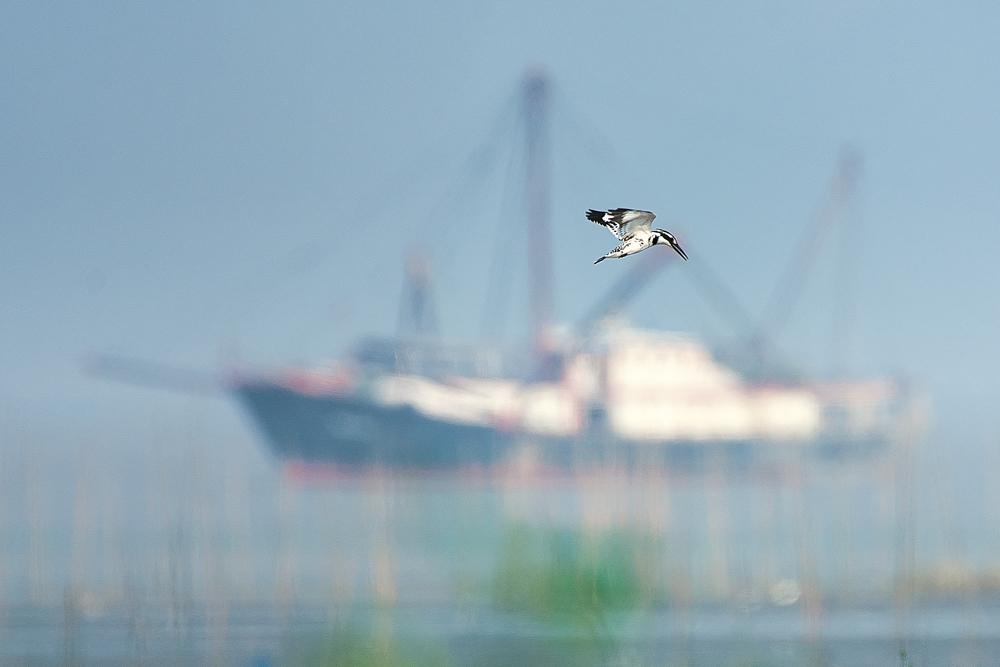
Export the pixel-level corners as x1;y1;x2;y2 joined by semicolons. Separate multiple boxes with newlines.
586;209;606;223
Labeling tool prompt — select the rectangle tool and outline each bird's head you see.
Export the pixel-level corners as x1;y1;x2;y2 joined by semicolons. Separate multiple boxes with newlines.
652;229;688;261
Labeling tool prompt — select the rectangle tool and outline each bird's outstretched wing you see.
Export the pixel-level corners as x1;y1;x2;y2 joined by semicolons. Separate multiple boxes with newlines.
586;209;623;239
611;208;656;235
586;208;656;239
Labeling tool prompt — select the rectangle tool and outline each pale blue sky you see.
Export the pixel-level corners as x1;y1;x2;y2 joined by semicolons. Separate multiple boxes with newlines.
3;1;999;447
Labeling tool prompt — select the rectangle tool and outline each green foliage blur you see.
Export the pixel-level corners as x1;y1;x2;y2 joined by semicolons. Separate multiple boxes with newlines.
289;625;453;667
492;523;661;620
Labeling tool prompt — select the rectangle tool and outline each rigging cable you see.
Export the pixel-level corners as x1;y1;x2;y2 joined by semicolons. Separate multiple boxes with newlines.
479;118;528;342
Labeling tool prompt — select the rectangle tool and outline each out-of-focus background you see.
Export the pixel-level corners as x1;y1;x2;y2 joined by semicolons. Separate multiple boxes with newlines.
3;2;1000;665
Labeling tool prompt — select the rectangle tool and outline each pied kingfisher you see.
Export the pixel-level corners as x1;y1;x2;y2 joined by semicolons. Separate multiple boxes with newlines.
586;208;688;264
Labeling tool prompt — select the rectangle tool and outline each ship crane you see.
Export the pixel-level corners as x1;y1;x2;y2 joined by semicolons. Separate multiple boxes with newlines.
748;149;861;377
575;149;861;381
574;240;778;375
576;248;679;333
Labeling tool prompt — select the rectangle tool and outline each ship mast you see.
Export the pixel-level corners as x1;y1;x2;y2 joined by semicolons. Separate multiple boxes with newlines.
397;249;438;339
523;71;552;367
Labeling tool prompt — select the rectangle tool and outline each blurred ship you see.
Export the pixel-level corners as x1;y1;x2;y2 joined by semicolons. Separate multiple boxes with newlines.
92;72;917;472
230;73;912;472
233;322;907;472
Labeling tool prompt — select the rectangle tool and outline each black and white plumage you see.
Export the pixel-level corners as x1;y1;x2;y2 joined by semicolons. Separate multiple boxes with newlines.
586;208;688;264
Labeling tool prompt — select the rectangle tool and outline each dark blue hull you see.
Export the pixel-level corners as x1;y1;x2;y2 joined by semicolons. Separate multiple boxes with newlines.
234;382;514;469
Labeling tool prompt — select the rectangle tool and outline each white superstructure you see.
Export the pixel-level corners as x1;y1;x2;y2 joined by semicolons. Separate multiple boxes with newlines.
345;320;899;449
566;325;822;443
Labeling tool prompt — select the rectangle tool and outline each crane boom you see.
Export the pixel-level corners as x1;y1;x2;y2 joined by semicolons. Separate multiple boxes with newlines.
577;249;679;333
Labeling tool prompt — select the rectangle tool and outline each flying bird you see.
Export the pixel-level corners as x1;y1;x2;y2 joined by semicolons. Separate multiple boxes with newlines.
586;208;688;264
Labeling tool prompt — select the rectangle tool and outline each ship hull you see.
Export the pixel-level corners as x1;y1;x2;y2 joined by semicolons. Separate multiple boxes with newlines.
234;382;514;470
234;381;894;473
